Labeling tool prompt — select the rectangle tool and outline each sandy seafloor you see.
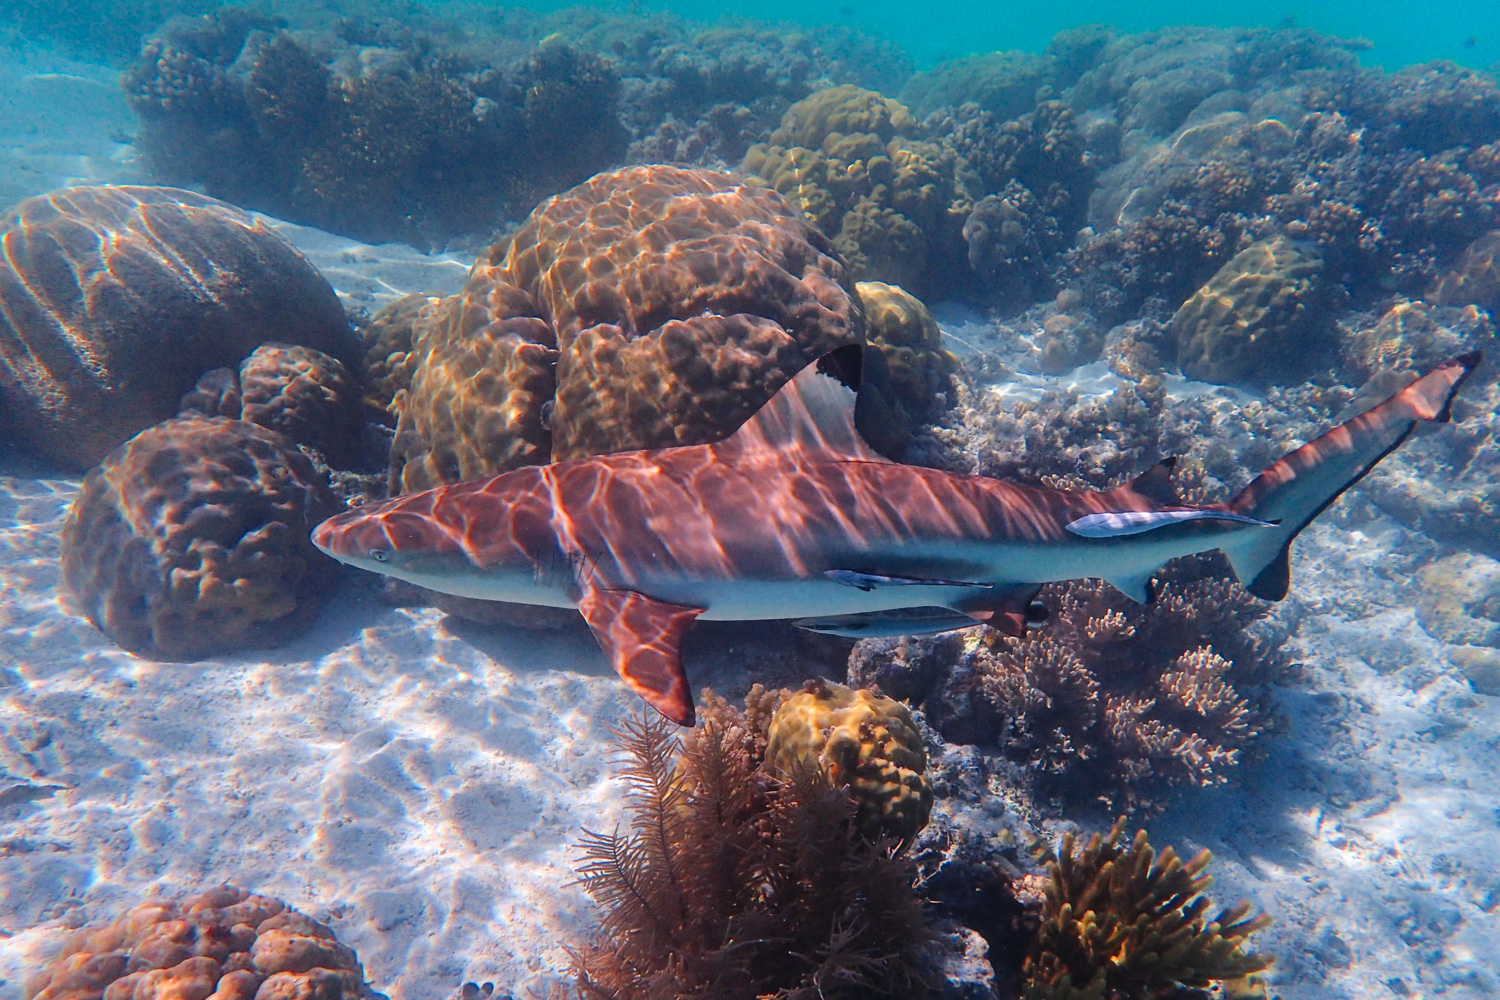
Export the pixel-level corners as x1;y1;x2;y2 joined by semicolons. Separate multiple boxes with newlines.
2;41;1500;1000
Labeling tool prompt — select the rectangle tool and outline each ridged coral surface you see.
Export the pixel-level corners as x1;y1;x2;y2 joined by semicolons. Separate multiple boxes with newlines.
765;681;934;851
388;164;861;494
60;416;342;660
23;885;370;1000
0;185;353;470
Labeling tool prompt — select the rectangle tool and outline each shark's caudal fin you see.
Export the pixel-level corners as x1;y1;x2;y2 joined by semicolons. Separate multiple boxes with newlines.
1224;352;1481;600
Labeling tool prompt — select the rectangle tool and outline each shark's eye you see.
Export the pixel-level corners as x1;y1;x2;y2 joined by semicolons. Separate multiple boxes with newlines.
368;547;391;563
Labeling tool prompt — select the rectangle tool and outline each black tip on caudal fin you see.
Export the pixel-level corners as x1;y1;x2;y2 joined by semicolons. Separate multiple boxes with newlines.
1224;352;1481;600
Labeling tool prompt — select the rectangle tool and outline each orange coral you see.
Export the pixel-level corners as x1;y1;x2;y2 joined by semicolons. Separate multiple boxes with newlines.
23;885;370;1000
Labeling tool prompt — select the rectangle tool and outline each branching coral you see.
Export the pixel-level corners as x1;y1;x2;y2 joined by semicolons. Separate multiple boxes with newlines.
848;553;1288;807
1020;820;1272;999
565;698;938;1000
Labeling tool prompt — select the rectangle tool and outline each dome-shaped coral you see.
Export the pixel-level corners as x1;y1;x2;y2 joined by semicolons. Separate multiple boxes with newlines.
765;681;933;851
744;87;978;298
854;281;957;455
1172;234;1326;385
61;415;342;660
23;885;371;1000
238;343;364;466
360;292;440;420
0;185;354;470
388;164;863;494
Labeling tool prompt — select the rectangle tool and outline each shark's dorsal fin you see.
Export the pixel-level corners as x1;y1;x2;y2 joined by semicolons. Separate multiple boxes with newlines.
716;345;887;462
1129;457;1181;505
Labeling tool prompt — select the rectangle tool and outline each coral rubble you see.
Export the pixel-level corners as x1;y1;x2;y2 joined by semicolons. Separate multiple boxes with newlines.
23;884;371;1000
565;696;938;999
60;416;342;660
0;185;352;470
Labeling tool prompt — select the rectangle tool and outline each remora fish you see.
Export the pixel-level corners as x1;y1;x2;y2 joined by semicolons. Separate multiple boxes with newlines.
312;347;1481;726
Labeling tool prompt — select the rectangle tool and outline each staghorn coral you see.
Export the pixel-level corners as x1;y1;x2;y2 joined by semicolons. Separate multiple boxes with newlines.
764;680;934;852
1020;819;1272;999
565;698;938;1000
1172;234;1327;385
855;281;957;456
743;86;978;297
22;884;371;1000
60;415;342;661
0;185;353;470
388;164;861;496
848;553;1288;807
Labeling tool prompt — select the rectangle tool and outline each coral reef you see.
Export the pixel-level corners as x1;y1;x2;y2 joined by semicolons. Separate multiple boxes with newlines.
0;185;352;470
743;86;978;297
765;680;934;851
855;281;957;455
565;698;938;1000
1019;819;1272;998
1432;229;1500;311
848;555;1288;806
22;884;371;1000
360;292;440;420
60;416;342;661
124;15;628;246
900;51;1057;122
1172;234;1327;385
389;164;861;495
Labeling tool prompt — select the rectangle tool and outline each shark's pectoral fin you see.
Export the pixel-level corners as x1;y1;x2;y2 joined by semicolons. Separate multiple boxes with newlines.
950;585;1043;638
1106;572;1156;604
576;586;703;726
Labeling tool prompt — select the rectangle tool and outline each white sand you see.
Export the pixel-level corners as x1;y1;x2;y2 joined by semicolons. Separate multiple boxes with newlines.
2;40;1499;1000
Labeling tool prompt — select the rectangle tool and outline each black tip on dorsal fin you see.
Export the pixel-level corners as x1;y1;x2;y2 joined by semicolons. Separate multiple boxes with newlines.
1129;457;1181;505
1247;546;1291;601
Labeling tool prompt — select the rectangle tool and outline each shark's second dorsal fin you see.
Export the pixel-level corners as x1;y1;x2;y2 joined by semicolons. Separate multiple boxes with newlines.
716;344;887;462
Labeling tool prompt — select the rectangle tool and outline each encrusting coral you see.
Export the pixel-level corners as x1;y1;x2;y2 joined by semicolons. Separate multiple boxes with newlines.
0;185;353;470
848;551;1288;807
764;681;934;852
854;280;958;456
60;415;343;661
565;693;939;1000
743;85;978;298
1019;819;1272;999
23;884;372;1000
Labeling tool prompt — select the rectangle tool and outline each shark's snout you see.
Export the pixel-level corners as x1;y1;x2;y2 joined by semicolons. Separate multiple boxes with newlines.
311;504;461;566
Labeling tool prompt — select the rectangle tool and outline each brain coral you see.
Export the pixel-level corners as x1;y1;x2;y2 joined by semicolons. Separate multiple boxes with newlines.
743;86;978;298
238;344;364;466
1173;234;1326;385
61;415;342;660
765;680;933;851
389;164;862;493
0;185;353;470
23;884;371;1000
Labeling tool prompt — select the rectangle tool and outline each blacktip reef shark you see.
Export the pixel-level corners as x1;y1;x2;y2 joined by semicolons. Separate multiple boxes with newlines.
312;345;1481;726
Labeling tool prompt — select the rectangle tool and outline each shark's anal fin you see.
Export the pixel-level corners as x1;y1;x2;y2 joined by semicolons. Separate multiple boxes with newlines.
950;585;1044;637
576;586;703;726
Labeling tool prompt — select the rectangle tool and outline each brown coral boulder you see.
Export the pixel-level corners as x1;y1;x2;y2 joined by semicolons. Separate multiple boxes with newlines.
0;186;354;470
855;281;956;455
1173;234;1325;385
1432;229;1500;310
359;292;438;420
1414;552;1500;648
389;165;861;493
60;415;342;660
23;886;370;1000
238;344;364;466
765;681;933;851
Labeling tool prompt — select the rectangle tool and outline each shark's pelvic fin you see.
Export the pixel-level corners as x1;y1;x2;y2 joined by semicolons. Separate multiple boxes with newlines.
1224;351;1481;601
576;586;703;726
950;584;1045;636
715;344;888;462
793;607;978;638
1106;571;1157;604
